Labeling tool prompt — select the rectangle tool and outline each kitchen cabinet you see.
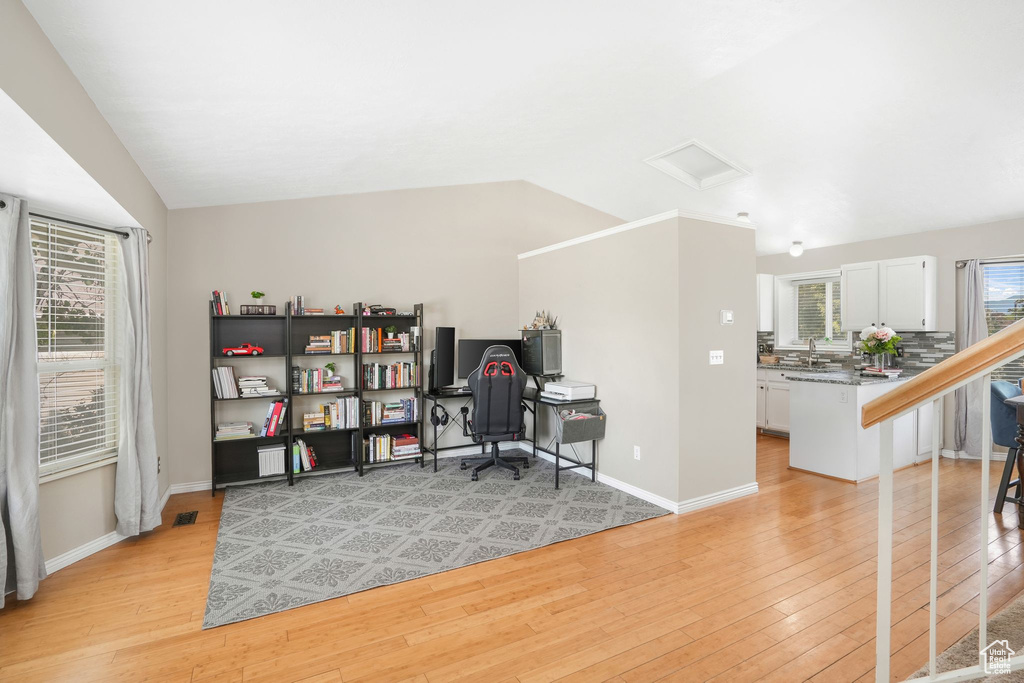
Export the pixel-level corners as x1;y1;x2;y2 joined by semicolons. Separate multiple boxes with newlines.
766;381;790;432
756;380;767;428
756;273;774;332
841;256;937;332
839;261;879;332
756;368;791;434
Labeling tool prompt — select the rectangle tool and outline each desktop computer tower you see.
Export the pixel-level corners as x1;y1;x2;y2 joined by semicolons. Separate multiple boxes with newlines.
521;329;561;376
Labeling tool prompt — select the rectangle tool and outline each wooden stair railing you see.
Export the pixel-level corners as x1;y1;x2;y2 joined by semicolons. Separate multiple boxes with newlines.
862;318;1024;429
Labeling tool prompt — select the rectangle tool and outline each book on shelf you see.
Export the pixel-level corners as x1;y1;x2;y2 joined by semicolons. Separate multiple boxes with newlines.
257;443;286;477
302;395;358;431
212;366;239;399
294;367;346;394
361;328;417;353
237;375;280;397
361;361;419;390
293;438;318;473
364;433;420;463
215;421;253;440
211;290;230;316
363;398;419;426
259;398;289;437
290;294;305;316
304;308;325;315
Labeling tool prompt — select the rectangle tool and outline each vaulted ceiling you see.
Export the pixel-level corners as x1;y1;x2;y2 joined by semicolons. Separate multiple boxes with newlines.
22;0;1024;253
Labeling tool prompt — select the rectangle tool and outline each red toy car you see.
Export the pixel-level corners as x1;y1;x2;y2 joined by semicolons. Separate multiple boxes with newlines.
223;343;264;356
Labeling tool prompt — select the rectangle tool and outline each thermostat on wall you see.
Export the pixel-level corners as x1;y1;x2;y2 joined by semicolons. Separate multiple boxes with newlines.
720;310;734;325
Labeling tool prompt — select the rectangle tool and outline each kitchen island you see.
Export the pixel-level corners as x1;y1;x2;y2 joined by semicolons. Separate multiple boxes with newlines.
787;369;937;482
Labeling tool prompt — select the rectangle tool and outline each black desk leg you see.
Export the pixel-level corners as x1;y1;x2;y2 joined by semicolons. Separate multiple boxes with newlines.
592;439;597;482
533;397;539;458
555;441;560;489
432;397;439;472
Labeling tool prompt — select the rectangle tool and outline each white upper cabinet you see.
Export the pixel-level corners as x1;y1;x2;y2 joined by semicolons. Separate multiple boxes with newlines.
756;273;774;332
879;257;937;330
840;261;879;332
841;256;937;332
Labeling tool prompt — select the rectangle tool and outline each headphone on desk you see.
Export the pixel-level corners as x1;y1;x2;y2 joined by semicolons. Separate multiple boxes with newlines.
430;404;450;427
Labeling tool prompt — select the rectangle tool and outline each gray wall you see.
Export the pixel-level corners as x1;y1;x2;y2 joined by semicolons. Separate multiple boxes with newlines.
518;218;681;501
518;216;758;505
165;181;621;486
1;0;170;560
678;218;758;501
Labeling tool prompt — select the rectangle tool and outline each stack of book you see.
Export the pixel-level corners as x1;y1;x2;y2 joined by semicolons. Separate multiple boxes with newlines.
302;396;358;431
361;328;418;353
212;366;239;398
861;366;903;378
211;290;231;315
304;308;325;315
362;361;419;390
364;433;421;463
292;438;318;472
322;375;345;391
257;444;286;476
305;335;332;354
258;399;288;437
364;398;418;426
215;421;253;440
237;376;280;397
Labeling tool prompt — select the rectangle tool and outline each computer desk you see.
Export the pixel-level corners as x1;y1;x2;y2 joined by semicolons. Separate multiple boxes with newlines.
422;378;600;488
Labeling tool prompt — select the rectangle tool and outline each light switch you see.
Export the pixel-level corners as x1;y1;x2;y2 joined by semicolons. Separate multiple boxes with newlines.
720;310;734;325
710;350;724;365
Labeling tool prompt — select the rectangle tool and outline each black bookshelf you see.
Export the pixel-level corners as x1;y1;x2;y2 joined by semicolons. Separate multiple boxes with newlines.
208;302;291;495
209;300;424;494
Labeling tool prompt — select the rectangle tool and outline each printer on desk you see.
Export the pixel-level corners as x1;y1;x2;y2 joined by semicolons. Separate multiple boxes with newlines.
540;380;596;401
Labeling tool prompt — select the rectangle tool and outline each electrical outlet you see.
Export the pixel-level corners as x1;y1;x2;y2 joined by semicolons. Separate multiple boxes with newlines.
709;350;724;365
839;389;848;404
634;446;641;461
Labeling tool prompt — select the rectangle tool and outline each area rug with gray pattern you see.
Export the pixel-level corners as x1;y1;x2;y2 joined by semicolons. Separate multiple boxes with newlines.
203;455;668;628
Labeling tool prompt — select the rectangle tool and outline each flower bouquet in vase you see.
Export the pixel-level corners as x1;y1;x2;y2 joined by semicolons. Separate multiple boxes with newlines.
858;326;902;375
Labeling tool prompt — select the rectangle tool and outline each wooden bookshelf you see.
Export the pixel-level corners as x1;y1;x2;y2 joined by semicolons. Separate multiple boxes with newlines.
209;300;424;493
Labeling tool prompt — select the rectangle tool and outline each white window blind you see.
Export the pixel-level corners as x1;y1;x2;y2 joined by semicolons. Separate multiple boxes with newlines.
793;276;842;345
982;259;1024;381
31;218;122;475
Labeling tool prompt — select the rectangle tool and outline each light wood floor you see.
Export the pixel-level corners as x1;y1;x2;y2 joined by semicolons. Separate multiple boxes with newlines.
2;435;1023;682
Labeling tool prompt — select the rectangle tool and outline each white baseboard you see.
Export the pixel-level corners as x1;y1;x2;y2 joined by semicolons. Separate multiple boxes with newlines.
517;443;758;515
44;529;127;574
674;482;760;515
169;480;213;494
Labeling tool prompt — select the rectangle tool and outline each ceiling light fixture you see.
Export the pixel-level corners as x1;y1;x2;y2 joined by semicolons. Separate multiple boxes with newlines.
736;212;750;223
789;241;804;257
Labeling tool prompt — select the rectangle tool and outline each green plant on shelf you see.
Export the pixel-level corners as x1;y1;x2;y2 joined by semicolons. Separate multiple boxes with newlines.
384;325;398;339
324;362;336;375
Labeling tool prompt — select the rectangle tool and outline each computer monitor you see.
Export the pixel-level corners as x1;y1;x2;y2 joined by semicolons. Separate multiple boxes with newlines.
458;339;524;378
432;327;455;390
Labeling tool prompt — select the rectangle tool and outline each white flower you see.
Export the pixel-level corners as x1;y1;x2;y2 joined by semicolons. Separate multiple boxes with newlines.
860;325;878;341
875;327;895;342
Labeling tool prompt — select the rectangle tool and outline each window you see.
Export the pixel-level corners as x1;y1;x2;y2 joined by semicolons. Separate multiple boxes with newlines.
982;259;1024;381
32;218;122;476
775;271;851;349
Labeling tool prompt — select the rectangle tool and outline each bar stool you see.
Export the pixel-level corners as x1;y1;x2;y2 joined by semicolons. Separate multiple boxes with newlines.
991;380;1024;528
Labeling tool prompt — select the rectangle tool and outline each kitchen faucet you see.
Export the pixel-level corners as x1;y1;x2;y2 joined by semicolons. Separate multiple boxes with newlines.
807;338;817;367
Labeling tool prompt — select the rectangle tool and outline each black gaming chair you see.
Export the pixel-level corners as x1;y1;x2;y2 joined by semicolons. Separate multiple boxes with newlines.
459;345;530;480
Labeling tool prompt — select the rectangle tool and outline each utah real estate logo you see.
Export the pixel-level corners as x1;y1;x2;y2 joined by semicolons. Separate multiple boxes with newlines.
981;639;1014;675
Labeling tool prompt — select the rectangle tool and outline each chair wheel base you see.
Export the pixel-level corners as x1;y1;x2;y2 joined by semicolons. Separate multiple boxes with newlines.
471;472;478;481
459;463;467;470
513;474;520;480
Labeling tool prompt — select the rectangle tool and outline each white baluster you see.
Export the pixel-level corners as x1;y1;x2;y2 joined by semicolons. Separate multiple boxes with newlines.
979;373;992;662
876;419;894;682
929;397;940;678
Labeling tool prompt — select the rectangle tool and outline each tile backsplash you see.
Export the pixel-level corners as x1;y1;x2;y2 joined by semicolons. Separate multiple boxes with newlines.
756;331;955;370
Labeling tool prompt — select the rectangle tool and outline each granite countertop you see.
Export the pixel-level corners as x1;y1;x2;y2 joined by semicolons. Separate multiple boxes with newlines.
785;369;920;386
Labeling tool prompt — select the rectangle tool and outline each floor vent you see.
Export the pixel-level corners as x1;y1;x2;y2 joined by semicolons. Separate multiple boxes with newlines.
173;511;198;527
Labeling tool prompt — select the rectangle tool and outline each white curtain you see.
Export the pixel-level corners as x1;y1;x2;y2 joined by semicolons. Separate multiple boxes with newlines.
114;227;160;536
954;259;987;457
0;195;46;606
